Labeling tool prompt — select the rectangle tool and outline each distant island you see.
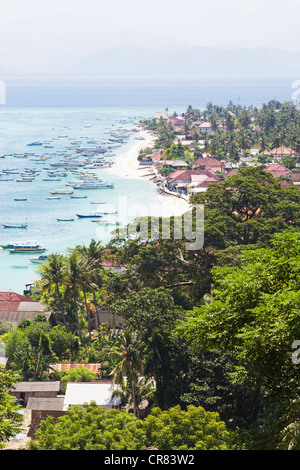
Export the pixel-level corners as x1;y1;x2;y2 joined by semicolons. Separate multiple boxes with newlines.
69;45;300;76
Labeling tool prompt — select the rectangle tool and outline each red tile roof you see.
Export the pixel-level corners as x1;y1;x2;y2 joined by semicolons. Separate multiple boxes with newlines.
263;146;296;156
168;169;218;184
265;163;292;177
0;292;37;311
193;156;222;168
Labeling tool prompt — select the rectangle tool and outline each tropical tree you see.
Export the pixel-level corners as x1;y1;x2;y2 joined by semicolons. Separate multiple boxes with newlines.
103;329;145;418
38;253;68;331
0;367;23;447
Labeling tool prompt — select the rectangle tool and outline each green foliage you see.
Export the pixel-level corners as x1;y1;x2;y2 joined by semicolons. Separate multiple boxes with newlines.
61;366;98;387
27;402;233;450
28;403;146;450
0;367;23;447
143;405;234;450
178;231;300;397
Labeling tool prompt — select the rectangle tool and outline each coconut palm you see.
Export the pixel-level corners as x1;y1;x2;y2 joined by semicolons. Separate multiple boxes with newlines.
106;329;145;417
65;253;85;337
38;253;68;331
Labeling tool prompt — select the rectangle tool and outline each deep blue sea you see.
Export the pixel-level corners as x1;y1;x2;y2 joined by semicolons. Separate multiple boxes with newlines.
0;75;298;293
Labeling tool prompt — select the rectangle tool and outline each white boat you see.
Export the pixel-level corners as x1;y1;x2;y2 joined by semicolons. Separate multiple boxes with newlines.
8;244;47;254
2;223;28;229
1;240;39;250
72;181;114;189
50;189;73;195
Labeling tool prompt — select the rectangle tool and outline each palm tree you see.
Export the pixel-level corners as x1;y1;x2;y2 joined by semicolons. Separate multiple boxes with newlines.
65;254;84;337
107;329;145;418
71;240;104;333
38;253;68;331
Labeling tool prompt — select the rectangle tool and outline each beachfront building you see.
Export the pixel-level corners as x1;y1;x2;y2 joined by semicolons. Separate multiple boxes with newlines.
167;169;221;194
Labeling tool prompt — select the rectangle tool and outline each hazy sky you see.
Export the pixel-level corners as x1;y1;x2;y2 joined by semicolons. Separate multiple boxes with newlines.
1;0;299;73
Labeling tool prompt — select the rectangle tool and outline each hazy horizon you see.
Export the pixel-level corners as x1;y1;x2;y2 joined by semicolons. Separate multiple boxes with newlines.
1;0;300;75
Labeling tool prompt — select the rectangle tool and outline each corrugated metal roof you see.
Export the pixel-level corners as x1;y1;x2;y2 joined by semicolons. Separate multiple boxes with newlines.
63;382;121;410
27;397;65;411
11;381;61;392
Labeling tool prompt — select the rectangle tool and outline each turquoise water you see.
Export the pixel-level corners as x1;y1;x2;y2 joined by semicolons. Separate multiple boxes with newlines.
0;106;161;293
0;74;296;293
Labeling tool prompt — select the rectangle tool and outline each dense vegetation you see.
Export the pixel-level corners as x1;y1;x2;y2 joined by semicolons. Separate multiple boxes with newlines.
1;101;300;450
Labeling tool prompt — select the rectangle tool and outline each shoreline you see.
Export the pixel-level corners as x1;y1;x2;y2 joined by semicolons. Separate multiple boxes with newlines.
103;129;191;217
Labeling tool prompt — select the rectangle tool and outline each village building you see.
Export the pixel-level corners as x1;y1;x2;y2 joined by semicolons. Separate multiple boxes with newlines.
62;382;121;411
0;291;52;327
10;381;63;407
198;122;213;133
263;145;297;158
187;174;221;194
192;156;224;172
264;163;293;178
166;169;221;193
21;379;122;437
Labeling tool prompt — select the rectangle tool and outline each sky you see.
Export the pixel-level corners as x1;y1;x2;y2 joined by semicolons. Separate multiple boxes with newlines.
1;0;299;74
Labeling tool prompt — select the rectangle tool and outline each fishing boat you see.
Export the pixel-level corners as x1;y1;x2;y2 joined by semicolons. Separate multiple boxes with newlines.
71;181;114;190
56;218;75;221
1;240;40;250
46;196;61;200
76;212;103;218
29;255;48;264
2;223;28;229
8;244;47;254
50;189;73;195
14;198;27;201
70;195;87;199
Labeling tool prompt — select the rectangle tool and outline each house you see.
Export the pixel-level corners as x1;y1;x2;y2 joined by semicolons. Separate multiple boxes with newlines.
263;146;297;158
154;112;168;121
10;381;63;407
187;174;220;194
27;397;65;436
168;116;185;127
264;163;292;179
198;122;213;133
291;171;300;185
0;292;52;327
192;156;223;172
25;380;121;436
150;152;163;163
63;382;121;411
167;169;220;193
164;160;189;170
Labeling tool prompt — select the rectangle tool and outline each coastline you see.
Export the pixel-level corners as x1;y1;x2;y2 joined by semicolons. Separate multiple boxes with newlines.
104;129;191;217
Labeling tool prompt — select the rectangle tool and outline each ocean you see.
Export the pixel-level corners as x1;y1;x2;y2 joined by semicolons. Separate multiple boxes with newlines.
0;74;298;294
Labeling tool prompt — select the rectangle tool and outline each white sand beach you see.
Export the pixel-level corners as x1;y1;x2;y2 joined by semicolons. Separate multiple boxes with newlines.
105;129;191;217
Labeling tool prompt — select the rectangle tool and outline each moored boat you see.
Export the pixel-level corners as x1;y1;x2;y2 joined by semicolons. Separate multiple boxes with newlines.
2;223;28;229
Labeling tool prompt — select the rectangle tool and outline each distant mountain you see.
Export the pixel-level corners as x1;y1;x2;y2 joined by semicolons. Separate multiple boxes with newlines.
70;45;300;76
